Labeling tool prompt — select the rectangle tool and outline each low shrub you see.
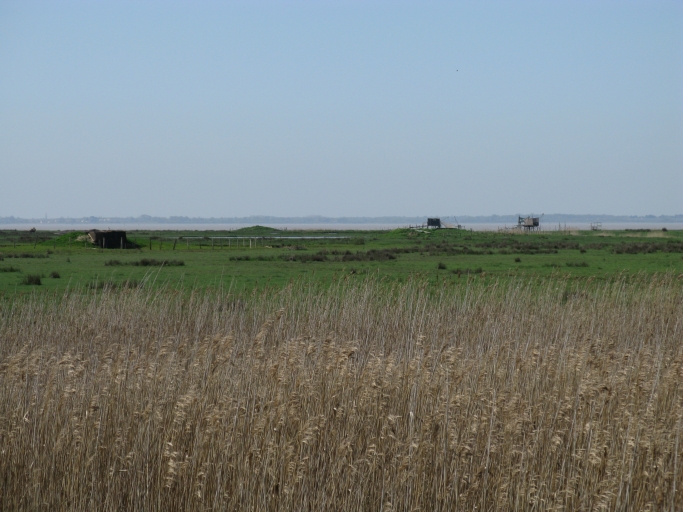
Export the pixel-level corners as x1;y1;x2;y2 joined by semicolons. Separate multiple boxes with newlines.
514;257;521;263
281;252;329;263
21;274;42;285
566;261;589;268
229;255;275;262
105;259;185;267
613;243;664;254
340;249;398;262
437;262;447;270
451;267;483;275
4;253;48;259
131;259;185;267
0;266;20;273
280;248;406;264
49;271;60;278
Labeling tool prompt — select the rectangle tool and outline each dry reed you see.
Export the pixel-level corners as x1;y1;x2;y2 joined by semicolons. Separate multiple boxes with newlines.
0;275;681;510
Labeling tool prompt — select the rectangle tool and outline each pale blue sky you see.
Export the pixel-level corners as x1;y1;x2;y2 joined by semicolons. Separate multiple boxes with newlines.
1;1;681;218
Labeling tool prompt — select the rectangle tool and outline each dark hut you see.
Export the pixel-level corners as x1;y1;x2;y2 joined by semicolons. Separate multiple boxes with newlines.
88;230;129;249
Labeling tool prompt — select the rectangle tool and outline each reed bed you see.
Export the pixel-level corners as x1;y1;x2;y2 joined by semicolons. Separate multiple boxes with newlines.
0;275;681;511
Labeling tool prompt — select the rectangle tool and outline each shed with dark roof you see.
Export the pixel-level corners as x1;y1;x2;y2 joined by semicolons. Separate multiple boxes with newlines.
88;230;129;249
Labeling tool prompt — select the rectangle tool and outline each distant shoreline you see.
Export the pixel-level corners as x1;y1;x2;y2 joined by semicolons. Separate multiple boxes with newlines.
1;221;682;232
1;214;682;227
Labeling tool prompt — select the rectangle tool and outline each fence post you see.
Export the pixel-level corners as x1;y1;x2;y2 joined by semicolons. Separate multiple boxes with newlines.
149;238;152;250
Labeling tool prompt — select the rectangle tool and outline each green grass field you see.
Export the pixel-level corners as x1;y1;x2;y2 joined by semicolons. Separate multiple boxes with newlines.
1;226;682;293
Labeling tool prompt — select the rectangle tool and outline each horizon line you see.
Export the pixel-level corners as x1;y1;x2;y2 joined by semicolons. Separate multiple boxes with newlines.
1;213;682;224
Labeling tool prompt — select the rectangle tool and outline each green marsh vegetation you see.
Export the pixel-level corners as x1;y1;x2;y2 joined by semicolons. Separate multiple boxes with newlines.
0;226;681;293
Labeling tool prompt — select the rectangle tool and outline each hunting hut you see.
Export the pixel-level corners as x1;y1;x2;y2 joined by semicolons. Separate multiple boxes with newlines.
88;230;128;249
427;218;442;228
517;216;541;232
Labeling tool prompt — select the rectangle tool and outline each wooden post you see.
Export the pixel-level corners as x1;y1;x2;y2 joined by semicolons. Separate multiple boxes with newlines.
173;238;177;250
187;238;189;249
149;238;152;250
120;237;123;250
212;238;214;249
160;240;162;250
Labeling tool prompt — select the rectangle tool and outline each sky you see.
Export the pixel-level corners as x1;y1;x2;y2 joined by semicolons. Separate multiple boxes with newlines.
1;1;682;218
